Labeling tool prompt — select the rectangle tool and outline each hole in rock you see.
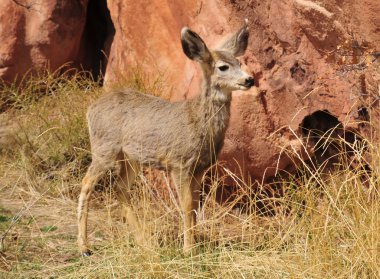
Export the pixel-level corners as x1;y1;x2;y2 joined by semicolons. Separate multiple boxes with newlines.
300;110;344;168
266;59;276;69
290;62;306;84
357;106;370;123
79;0;115;82
300;110;371;178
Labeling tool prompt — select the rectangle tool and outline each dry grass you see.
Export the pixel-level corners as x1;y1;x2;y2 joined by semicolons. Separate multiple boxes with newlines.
0;71;379;278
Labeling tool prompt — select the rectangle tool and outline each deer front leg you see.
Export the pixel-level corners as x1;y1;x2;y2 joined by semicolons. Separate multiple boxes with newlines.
171;170;202;254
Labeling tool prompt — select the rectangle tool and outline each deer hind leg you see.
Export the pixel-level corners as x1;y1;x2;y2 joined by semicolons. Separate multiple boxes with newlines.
171;170;203;254
77;160;110;256
114;154;147;245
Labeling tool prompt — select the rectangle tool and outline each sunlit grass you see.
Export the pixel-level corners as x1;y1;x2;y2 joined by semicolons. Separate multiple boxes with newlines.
0;71;379;278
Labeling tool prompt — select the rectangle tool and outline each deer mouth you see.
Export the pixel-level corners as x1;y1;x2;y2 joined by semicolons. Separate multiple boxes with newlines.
238;79;255;90
238;84;253;90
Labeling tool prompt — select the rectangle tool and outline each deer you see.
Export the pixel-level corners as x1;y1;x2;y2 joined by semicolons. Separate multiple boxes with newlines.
77;19;254;257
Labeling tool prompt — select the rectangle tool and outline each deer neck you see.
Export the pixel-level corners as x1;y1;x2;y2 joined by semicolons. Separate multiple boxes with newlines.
198;78;232;138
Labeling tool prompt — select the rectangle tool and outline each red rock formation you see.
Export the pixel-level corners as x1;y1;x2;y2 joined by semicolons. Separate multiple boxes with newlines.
103;0;233;99
0;0;88;82
104;0;379;183
220;0;379;182
1;0;379;185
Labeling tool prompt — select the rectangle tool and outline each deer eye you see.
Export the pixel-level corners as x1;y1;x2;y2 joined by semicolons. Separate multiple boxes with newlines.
218;65;229;71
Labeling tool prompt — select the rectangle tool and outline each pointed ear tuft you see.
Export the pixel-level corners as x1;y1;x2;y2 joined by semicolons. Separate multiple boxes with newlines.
217;19;249;57
181;27;212;63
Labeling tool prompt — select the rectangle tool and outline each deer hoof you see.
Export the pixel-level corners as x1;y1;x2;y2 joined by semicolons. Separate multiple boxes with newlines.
81;250;93;257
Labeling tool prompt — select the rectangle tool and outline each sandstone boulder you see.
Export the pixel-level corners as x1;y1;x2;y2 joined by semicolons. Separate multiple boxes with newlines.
0;0;88;82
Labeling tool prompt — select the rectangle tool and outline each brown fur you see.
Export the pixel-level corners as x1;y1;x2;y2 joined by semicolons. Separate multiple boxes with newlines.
77;20;254;256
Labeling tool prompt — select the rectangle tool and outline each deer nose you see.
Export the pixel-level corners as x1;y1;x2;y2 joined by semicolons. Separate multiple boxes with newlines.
245;76;255;87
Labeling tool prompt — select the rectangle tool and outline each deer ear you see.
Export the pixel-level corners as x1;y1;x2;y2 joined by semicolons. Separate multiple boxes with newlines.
218;19;249;57
181;27;212;63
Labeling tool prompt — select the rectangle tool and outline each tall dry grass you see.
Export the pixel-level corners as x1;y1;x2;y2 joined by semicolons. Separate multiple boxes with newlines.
0;71;379;278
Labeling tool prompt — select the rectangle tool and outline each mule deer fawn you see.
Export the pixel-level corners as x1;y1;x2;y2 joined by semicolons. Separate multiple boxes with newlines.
78;19;254;256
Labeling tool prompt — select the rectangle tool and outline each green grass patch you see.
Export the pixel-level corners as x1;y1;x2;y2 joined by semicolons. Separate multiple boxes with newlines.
0;215;9;222
40;225;58;233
